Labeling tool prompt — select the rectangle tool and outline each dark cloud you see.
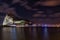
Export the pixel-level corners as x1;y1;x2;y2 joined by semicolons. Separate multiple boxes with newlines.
0;0;60;24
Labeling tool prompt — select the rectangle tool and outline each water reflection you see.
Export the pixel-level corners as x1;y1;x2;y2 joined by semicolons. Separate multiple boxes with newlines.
2;27;60;40
10;27;17;40
43;27;49;40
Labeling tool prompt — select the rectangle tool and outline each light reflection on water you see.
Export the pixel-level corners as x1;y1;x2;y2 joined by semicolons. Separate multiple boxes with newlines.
43;27;49;40
42;25;49;40
2;27;60;40
10;27;17;40
2;27;49;40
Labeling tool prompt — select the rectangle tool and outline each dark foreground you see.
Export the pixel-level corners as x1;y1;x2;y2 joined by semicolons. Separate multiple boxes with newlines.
0;27;60;40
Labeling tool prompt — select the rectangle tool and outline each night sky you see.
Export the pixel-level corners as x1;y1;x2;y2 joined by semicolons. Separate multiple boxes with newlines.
0;0;60;24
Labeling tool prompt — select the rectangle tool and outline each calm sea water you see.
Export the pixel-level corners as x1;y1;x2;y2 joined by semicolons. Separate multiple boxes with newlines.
1;27;60;40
